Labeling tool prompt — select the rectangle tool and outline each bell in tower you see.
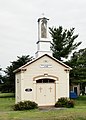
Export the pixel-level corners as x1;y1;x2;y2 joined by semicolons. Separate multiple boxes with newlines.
35;16;52;58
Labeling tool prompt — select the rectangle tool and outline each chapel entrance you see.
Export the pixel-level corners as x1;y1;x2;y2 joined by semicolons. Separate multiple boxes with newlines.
36;79;55;106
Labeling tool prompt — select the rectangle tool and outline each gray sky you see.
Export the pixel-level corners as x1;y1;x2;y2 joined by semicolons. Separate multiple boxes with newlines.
0;0;86;71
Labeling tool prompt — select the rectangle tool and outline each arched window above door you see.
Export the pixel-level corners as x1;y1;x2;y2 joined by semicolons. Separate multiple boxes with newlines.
36;78;55;83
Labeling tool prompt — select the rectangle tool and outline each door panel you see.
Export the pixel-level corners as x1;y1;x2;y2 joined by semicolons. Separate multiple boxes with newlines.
36;83;55;106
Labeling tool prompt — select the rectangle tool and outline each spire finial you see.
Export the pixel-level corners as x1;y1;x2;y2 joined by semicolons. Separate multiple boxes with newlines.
42;13;45;17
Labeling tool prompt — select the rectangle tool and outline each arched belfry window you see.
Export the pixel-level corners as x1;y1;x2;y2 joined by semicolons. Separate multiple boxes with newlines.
36;78;55;83
41;18;47;38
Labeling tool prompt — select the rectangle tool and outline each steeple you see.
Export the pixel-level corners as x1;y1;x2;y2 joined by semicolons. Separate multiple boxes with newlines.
35;16;52;58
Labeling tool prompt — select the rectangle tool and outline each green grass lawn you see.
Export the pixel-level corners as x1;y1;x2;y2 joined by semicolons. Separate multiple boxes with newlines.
0;93;86;120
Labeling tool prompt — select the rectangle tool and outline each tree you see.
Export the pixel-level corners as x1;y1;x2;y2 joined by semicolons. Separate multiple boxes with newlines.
11;55;33;70
0;68;2;83
66;48;86;93
68;48;86;81
49;26;82;60
1;55;33;93
0;67;5;92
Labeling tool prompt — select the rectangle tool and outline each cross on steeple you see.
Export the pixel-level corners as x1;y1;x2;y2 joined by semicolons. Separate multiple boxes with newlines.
42;13;45;17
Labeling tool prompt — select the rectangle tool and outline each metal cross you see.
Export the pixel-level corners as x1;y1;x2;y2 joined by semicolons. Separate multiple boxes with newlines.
49;87;52;92
39;87;42;93
42;13;45;17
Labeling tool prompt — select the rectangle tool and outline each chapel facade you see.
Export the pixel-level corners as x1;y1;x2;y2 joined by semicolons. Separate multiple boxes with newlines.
14;17;72;106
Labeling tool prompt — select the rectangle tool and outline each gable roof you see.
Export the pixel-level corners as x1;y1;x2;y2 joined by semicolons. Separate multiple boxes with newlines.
14;54;72;73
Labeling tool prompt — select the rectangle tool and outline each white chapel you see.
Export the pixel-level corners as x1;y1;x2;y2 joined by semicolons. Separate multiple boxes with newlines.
14;17;72;106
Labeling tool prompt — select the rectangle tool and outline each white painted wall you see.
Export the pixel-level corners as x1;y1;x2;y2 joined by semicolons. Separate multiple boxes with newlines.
15;55;70;106
15;72;21;103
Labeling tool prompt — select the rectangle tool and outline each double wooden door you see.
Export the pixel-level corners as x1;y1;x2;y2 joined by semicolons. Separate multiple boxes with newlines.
36;83;55;106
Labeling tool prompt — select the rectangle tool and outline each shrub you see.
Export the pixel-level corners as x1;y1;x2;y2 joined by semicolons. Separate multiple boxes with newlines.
13;100;38;111
67;99;75;108
55;97;75;108
55;101;63;107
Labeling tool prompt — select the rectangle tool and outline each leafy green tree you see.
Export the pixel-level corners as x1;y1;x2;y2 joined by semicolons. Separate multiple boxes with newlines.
66;48;86;92
11;55;33;70
68;48;86;81
0;67;2;83
1;55;33;93
0;67;5;91
49;26;82;60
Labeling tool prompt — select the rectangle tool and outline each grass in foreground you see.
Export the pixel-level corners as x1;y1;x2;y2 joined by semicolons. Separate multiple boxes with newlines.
0;93;86;120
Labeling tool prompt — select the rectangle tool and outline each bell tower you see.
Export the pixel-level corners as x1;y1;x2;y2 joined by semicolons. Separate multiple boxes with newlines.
35;16;52;58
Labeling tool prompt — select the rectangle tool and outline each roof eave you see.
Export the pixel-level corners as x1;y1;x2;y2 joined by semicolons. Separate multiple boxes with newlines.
13;54;72;73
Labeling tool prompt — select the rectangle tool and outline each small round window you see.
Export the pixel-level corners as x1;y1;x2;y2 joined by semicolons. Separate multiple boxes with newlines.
25;88;32;92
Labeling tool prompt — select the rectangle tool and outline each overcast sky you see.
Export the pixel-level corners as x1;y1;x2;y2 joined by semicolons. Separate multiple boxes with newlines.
0;0;86;71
